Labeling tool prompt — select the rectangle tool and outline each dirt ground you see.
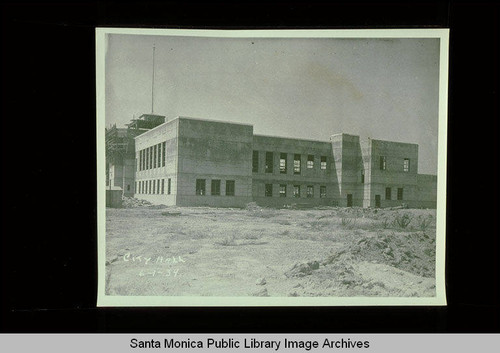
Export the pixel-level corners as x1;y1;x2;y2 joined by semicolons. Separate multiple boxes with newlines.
105;202;436;297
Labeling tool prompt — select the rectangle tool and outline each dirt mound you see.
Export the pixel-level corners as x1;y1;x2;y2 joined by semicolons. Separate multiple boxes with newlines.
285;261;320;277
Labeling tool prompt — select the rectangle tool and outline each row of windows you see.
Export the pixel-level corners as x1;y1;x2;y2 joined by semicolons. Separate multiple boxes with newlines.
136;178;171;195
385;187;404;200
253;151;328;174
379;156;411;172
264;184;327;198
138;142;166;171
196;179;235;196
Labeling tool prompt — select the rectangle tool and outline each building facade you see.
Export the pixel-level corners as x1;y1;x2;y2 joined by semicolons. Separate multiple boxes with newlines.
130;116;437;209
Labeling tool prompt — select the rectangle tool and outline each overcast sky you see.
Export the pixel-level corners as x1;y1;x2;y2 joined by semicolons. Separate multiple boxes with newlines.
105;33;440;174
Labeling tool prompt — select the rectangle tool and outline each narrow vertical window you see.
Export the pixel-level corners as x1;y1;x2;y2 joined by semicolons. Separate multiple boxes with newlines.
153;179;156;194
293;185;301;198
307;185;314;198
141;150;145;171
157;179;160;194
265;152;273;173
403;158;410;172
320;186;327;198
320;156;327;170
226;180;235;196
380;156;386;170
279;184;287;197
397;188;404;200
149;180;152;194
153;145;157;168
167;178;171;195
149;146;153;169
294;154;301;174
134;182;137;193
385;187;391;200
252;151;259;173
145;149;148;170
211;179;221;196
279;153;287;174
161;179;165;194
196;179;206;196
157;144;161;167
361;169;365;184
162;142;166;167
307;155;314;169
265;184;273;197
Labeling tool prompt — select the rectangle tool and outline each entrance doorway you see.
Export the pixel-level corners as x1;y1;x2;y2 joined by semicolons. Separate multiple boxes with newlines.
347;194;353;207
375;195;381;208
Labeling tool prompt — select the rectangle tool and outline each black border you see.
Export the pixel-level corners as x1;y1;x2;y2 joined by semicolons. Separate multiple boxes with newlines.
1;1;499;333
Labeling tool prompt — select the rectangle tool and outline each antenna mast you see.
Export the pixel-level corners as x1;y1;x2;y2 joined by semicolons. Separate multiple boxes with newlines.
151;44;156;114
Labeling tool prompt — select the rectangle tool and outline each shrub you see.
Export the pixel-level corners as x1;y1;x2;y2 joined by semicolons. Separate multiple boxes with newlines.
392;212;413;229
416;215;433;231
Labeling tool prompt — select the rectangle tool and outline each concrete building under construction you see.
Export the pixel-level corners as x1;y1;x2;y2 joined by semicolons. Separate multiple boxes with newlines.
105;115;437;209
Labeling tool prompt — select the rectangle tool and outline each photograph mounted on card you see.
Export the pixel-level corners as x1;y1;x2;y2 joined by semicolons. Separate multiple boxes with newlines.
96;28;448;306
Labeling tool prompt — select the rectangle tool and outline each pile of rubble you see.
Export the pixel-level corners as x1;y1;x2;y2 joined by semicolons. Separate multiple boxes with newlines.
121;196;152;208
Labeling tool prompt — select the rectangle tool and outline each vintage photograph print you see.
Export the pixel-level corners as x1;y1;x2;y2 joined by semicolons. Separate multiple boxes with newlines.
96;28;448;306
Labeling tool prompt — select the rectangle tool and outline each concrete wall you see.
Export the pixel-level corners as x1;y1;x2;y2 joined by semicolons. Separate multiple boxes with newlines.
134;119;179;205
365;139;420;208
252;135;339;207
175;118;253;207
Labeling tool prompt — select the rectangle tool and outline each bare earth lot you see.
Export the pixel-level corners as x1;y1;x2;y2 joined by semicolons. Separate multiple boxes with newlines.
106;203;436;297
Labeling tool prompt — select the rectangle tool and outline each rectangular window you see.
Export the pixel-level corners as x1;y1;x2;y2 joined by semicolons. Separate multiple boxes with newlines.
404;158;410;172
167;178;171;195
149;180;152;194
397;188;404;200
153;144;157;168
149;146;153;170
252;151;259;173
320;186;327;198
142;150;145;171
380;156;386;170
145;149;148;170
361;170;365;183
153;179;156;194
226;180;235;196
294;154;301;174
279;184;287;197
307;155;314;169
385;187;391;200
293;185;301;198
265;152;273;173
161;179;165;194
157;179;161;194
307;185;314;198
162;142;166;167
265;184;273;197
196;179;206;196
211;179;221;196
157;143;161;168
320;156;327;170
279;153;287;174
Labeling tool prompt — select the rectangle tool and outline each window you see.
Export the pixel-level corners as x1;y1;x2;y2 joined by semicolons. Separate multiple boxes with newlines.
196;179;206;196
361;169;365;184
294;154;301;174
320;186;327;198
265;152;273;173
135;182;137;193
149;146;153;169
140;181;143;194
167;178;171;195
403;158;410;172
320;156;327;170
279;153;287;174
162;142;166;167
149;180;152;194
307;185;314;198
397;188;404;200
153;144;157;168
153;179;156;194
279;184;287;197
380;156;386;170
211;179;221;196
157;144;161;167
226;180;235;196
157;180;160;194
265;184;273;197
142;150;145;170
161;179;165;194
385;187;391;200
127;184;130;191
293;185;301;198
252;151;259;172
307;155;314;169
145;149;148;169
